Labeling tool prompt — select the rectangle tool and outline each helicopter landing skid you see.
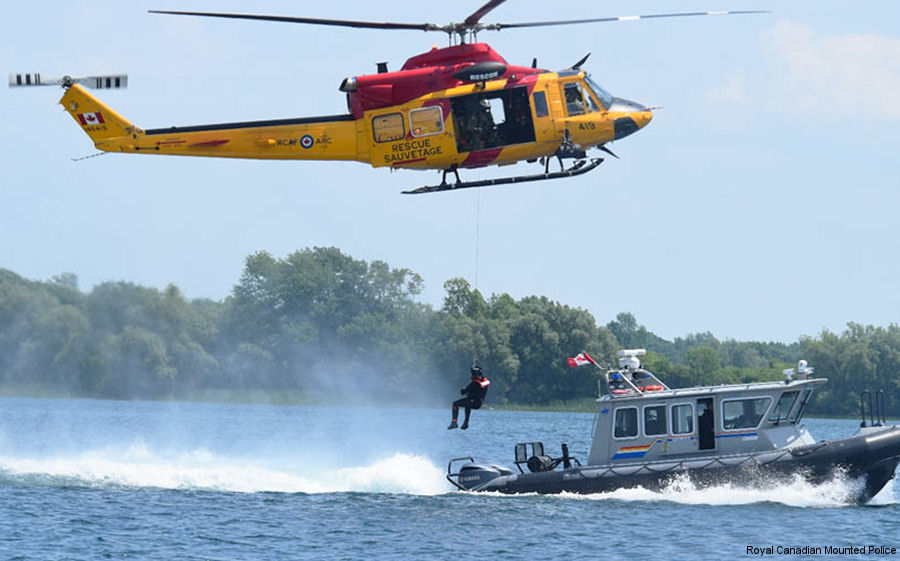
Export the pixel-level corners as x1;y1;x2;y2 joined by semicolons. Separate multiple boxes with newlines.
402;158;604;195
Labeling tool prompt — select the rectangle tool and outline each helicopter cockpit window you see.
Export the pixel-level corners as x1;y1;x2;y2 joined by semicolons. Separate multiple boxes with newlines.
373;112;405;143
585;75;613;110
563;83;585;116
532;91;549;118
409;106;443;137
585;89;602;113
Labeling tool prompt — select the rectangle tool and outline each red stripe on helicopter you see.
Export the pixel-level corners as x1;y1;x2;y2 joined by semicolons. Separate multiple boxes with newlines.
461;147;503;168
189;139;230;147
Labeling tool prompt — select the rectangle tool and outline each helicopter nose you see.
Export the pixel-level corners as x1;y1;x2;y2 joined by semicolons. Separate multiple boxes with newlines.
609;97;653;140
632;109;653;129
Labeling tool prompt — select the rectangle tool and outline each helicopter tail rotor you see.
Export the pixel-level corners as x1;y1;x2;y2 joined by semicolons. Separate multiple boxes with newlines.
9;73;128;90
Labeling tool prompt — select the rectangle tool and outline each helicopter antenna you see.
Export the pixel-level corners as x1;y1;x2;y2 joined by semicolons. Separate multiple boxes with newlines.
149;6;768;45
571;53;591;70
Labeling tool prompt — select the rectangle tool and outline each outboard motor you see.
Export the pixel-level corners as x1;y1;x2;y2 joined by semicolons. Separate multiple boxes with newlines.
448;460;514;491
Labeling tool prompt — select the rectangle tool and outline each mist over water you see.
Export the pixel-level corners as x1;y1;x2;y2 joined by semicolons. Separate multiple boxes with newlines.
1;397;898;560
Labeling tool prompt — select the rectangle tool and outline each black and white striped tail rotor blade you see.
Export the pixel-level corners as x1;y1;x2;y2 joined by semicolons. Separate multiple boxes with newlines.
9;73;128;89
9;73;61;87
74;75;128;89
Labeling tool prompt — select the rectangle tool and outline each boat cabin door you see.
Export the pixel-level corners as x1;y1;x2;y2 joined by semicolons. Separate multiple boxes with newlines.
698;398;716;451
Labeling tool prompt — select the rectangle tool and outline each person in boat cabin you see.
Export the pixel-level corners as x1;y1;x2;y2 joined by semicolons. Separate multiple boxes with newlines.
699;399;716;450
448;365;490;430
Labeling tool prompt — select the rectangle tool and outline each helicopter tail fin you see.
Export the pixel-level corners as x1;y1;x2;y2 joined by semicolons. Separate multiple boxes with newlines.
59;84;138;146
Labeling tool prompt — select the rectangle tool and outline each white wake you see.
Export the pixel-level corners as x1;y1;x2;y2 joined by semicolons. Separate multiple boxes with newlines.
551;471;896;508
0;441;451;495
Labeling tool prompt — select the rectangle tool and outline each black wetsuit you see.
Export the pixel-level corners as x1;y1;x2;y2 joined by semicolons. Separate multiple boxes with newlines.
452;377;490;425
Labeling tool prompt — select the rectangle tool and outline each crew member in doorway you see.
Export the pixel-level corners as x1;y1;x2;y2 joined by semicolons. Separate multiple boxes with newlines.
699;400;715;450
448;365;490;430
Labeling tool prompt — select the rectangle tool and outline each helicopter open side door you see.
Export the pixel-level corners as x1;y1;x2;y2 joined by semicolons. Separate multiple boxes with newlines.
449;86;536;154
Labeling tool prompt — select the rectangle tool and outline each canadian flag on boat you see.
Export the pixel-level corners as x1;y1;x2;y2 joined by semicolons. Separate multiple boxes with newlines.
567;352;595;368
78;111;105;126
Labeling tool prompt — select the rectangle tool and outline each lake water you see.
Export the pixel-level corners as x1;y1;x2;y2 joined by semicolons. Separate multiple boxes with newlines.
0;396;897;560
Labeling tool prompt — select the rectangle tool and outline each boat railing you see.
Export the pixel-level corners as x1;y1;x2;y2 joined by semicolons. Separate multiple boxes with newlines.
663;378;823;397
860;390;887;427
514;441;581;473
445;456;475;491
605;368;669;397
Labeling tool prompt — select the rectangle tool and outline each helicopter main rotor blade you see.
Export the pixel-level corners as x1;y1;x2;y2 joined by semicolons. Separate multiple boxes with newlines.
484;9;769;31
148;10;439;32
149;8;768;42
463;0;507;27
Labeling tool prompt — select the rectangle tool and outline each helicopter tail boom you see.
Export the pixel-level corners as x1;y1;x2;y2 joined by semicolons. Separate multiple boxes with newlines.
59;84;138;148
57;84;363;161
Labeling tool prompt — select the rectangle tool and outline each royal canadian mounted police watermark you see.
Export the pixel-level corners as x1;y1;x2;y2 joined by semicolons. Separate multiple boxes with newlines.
746;545;896;556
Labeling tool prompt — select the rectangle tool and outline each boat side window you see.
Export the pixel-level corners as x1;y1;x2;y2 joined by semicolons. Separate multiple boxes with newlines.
532;90;549;118
372;112;405;143
643;405;667;436
613;407;639;439
789;389;813;423
769;391;800;424
671;403;694;434
722;397;772;430
409;106;444;137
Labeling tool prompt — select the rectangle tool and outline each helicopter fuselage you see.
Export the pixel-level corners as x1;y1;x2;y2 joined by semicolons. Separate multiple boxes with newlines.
58;43;652;176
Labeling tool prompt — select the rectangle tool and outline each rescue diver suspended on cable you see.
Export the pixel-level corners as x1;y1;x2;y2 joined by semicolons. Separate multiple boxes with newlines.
448;365;490;430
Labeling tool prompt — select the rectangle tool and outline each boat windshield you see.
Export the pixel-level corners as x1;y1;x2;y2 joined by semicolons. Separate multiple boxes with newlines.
769;390;800;425
585;74;613;110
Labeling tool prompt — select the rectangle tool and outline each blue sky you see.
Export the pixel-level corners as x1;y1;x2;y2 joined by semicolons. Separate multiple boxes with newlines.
2;1;899;343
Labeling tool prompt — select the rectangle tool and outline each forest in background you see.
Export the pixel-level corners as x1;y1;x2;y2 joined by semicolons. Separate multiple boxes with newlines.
1;247;898;416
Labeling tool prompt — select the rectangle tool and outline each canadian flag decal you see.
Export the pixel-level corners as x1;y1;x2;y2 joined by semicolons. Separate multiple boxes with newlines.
78;112;106;126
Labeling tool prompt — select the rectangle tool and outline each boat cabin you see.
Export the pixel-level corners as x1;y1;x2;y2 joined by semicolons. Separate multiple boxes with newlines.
587;350;825;466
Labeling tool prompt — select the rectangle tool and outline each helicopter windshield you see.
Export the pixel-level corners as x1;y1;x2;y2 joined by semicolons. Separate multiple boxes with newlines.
584;75;614;110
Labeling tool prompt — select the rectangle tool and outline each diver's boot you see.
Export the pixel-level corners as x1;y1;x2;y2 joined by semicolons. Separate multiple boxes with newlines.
460;421;469;430
447;421;458;429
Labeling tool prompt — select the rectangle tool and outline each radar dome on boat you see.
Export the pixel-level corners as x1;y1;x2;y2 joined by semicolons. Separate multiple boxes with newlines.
617;349;645;370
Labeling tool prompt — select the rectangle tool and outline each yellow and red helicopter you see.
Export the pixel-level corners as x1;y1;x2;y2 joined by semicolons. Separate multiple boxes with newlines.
10;1;764;193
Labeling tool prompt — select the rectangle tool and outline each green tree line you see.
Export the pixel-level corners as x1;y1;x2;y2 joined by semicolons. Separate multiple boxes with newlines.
1;248;898;416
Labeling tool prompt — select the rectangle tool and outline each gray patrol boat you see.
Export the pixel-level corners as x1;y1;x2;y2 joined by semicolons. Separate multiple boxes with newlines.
447;349;900;503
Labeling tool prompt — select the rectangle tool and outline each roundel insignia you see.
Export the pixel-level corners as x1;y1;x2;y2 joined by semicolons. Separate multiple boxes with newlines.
300;135;315;149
